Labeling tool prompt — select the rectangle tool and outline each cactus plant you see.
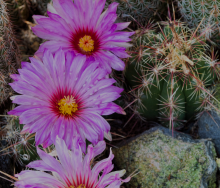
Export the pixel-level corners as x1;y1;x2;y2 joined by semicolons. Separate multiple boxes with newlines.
4;0;25;28
124;19;220;128
0;0;20;106
177;0;220;41
1;112;40;166
106;0;168;23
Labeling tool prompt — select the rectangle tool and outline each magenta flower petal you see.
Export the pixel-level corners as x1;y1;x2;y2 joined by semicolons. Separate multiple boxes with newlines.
9;49;124;150
27;160;55;172
14;136;130;188
32;0;134;73
15;170;65;188
92;102;125;115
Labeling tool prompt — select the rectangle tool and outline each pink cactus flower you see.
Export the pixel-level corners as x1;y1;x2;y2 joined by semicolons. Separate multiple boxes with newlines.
8;49;125;152
14;136;130;188
32;0;134;73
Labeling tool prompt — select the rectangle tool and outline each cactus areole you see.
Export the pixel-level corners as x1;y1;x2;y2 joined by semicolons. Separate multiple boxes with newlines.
125;21;220;127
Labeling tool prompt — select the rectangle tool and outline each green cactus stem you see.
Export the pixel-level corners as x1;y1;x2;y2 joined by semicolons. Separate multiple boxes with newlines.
125;19;220;127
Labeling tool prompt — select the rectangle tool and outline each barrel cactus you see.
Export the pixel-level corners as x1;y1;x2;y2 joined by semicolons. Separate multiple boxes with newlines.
125;19;220;128
106;0;167;22
177;0;220;41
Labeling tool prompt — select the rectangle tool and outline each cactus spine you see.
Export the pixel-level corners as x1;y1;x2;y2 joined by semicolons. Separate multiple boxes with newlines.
0;0;20;105
4;0;25;28
106;0;166;22
177;0;220;40
1;113;40;166
125;19;220;127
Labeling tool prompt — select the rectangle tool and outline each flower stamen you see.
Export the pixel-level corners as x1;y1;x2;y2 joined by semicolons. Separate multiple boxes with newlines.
57;95;78;116
79;35;94;52
69;185;86;188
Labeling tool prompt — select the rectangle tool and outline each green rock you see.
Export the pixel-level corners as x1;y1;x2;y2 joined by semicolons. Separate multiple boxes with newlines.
113;126;217;188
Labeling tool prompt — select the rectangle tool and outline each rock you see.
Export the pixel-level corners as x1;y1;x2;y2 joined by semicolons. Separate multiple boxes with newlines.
0;140;14;188
197;111;220;155
113;126;217;188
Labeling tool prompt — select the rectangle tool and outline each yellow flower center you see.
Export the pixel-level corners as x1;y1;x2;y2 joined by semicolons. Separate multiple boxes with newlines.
57;95;78;116
69;185;86;188
78;35;94;52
